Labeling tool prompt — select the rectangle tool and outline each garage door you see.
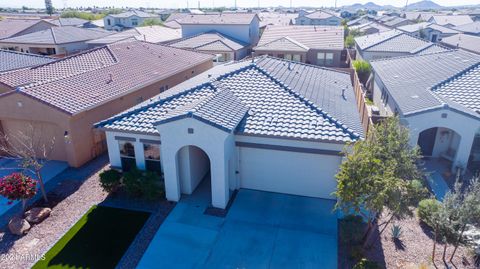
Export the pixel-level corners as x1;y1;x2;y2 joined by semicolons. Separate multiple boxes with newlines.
238;146;341;200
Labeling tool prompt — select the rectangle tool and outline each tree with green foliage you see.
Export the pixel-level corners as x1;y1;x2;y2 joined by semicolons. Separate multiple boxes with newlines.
140;18;163;26
352;60;372;85
345;35;355;48
335;117;426;245
61;10;105;21
45;0;54;16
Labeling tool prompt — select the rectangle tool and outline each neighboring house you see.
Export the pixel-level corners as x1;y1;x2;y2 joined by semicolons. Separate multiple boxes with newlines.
0;26;112;56
103;10;158;31
0;19;56;40
428;15;474;27
87;26;182;47
0;49;54;72
441;34;480;55
167;31;249;62
398;22;461;42
382;17;412;28
401;11;436;21
347;15;377;27
95;56;363;209
295;10;342;26
0;40;213;167
350;22;391;35
48;18;89;27
177;13;260;45
453;21;480;36
163;12;190;29
84;19;105;29
369;50;480;174
254;25;345;67
258;12;296;29
354;30;450;61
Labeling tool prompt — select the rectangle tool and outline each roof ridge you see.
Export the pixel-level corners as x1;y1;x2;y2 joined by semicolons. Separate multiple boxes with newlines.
50;27;57;44
369;48;458;63
0;49;54;60
257;36;309;51
361;30;403;51
259;55;352;75
430;61;480;92
252;64;361;140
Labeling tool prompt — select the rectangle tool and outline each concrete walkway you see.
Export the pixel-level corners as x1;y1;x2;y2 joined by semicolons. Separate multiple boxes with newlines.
137;178;338;269
423;158;453;200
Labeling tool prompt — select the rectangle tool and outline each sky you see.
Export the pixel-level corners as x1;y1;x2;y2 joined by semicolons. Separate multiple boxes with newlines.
0;0;478;9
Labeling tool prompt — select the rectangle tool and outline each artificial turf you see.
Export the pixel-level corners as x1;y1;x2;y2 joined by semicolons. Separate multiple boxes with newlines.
32;205;150;269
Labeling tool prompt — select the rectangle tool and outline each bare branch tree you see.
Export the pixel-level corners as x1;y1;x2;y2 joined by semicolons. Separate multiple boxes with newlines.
0;122;56;203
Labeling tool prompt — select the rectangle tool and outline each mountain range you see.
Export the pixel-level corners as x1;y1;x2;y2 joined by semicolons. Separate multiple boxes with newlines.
342;0;444;11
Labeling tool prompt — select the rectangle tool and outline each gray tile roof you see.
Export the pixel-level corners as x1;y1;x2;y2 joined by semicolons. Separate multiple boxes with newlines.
430;15;474;27
96;57;363;142
301;10;340;20
0;19;55;39
0;49;54;72
255;25;344;51
49;18;89;26
168;31;248;52
110;10;157;18
355;30;449;54
398;22;460;35
0;26;111;45
87;26;182;45
177;13;258;25
0;40;213;115
370;50;480;117
350;22;391;33
441;34;480;54
383;17;410;27
453;21;480;35
258;12;296;28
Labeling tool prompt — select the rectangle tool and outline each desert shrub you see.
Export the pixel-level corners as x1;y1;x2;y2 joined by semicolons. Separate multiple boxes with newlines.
391;224;403;239
353;258;381;269
99;169;122;193
123;168;165;200
353;60;371;85
417;198;441;227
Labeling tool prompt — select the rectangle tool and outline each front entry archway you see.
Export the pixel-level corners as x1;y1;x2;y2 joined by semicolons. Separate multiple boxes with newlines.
417;127;461;162
176;145;212;202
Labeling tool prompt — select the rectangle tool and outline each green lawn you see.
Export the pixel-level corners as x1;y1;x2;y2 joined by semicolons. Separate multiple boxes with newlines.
33;206;150;269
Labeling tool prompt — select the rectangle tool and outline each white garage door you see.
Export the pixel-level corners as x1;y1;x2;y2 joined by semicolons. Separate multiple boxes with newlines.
238;146;342;200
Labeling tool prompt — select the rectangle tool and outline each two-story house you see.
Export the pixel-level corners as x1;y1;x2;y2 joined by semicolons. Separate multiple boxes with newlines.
103;10;158;31
295;10;342;26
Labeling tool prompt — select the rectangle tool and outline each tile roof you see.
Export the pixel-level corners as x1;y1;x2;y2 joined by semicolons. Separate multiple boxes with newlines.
383;17;410;27
109;10;156;18
168;31;248;52
398;22;460;35
301;10;339;20
86;26;181;45
430;15;474;26
258;12;296;28
96;57;363;142
370;50;480;117
350;22;391;33
0;40;213;114
177;13;258;25
0;49;54;72
355;30;449;54
0;26;111;45
0;19;55;39
255;25;344;51
441;34;480;54
453;21;480;35
49;18;89;26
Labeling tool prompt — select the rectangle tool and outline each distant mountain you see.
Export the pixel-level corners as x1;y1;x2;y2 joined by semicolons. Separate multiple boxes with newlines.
342;2;390;11
405;0;443;10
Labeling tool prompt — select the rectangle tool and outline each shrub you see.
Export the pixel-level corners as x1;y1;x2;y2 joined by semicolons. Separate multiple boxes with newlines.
123;168;144;197
340;215;365;245
353;60;371;85
141;18;163;26
353;258;381;269
417;198;441;227
0;173;37;203
123;168;165;200
345;35;355;48
99;169;122;193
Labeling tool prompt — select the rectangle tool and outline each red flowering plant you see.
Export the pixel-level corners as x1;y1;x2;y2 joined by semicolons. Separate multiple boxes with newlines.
0;173;37;207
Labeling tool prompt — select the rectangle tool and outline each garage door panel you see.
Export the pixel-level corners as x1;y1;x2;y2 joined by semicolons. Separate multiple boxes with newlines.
238;147;340;200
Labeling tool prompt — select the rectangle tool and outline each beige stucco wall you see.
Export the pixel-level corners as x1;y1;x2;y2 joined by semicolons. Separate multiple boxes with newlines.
0;59;213;167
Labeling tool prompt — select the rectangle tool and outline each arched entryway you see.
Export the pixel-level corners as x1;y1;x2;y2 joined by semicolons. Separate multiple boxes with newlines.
418;127;461;162
175;145;212;202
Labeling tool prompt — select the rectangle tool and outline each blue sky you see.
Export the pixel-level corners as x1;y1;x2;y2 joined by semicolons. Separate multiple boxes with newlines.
0;0;478;9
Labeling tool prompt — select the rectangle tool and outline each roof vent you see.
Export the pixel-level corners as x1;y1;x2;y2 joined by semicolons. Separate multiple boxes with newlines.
342;88;347;100
411;95;419;99
288;62;292;70
107;73;113;83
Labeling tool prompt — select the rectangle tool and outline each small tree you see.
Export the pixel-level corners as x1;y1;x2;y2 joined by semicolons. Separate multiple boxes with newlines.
44;0;54;16
352;60;372;85
0;173;37;212
345;35;355;48
0;123;56;203
335;117;425;245
140;18;163;26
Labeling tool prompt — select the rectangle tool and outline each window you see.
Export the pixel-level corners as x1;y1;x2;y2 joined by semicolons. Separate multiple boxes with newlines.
132;18;138;26
107;19;111;26
293;54;301;62
278;54;284;59
325;53;334;66
144;143;161;173
136;96;144;104
284;54;293;60
160;86;165;92
119;141;136;171
317;52;325;66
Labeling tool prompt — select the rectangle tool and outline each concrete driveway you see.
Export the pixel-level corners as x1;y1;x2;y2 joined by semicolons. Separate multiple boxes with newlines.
137;180;338;269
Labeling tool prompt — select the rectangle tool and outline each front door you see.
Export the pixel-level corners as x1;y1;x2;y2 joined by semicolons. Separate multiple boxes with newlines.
418;128;437;157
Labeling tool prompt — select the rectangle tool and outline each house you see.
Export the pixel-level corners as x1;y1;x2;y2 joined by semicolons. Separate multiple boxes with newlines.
295;10;342;26
0;49;54;72
428;15;474;27
177;13;260;45
258;12;296;29
398;22;461;42
350;22;391;35
48;18;89;27
354;30;450;61
103;10;158;31
346;15;377;27
254;25;345;67
167;31;249;62
163;12;190;29
0;40;213;168
0;26;112;56
453;21;480;36
369;50;480;174
441;34;480;55
95;56;363;209
0;19;56;40
86;26;182;47
382;17;412;28
401;11;436;21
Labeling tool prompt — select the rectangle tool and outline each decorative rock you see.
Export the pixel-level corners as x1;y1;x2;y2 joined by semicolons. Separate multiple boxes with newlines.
25;207;52;224
8;216;31;235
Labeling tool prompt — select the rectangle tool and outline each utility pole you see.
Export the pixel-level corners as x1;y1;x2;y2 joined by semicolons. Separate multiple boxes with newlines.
234;0;237;10
198;0;200;9
404;0;409;10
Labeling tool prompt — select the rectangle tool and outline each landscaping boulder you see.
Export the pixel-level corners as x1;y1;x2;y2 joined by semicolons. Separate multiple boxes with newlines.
25;207;52;224
8;216;31;235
